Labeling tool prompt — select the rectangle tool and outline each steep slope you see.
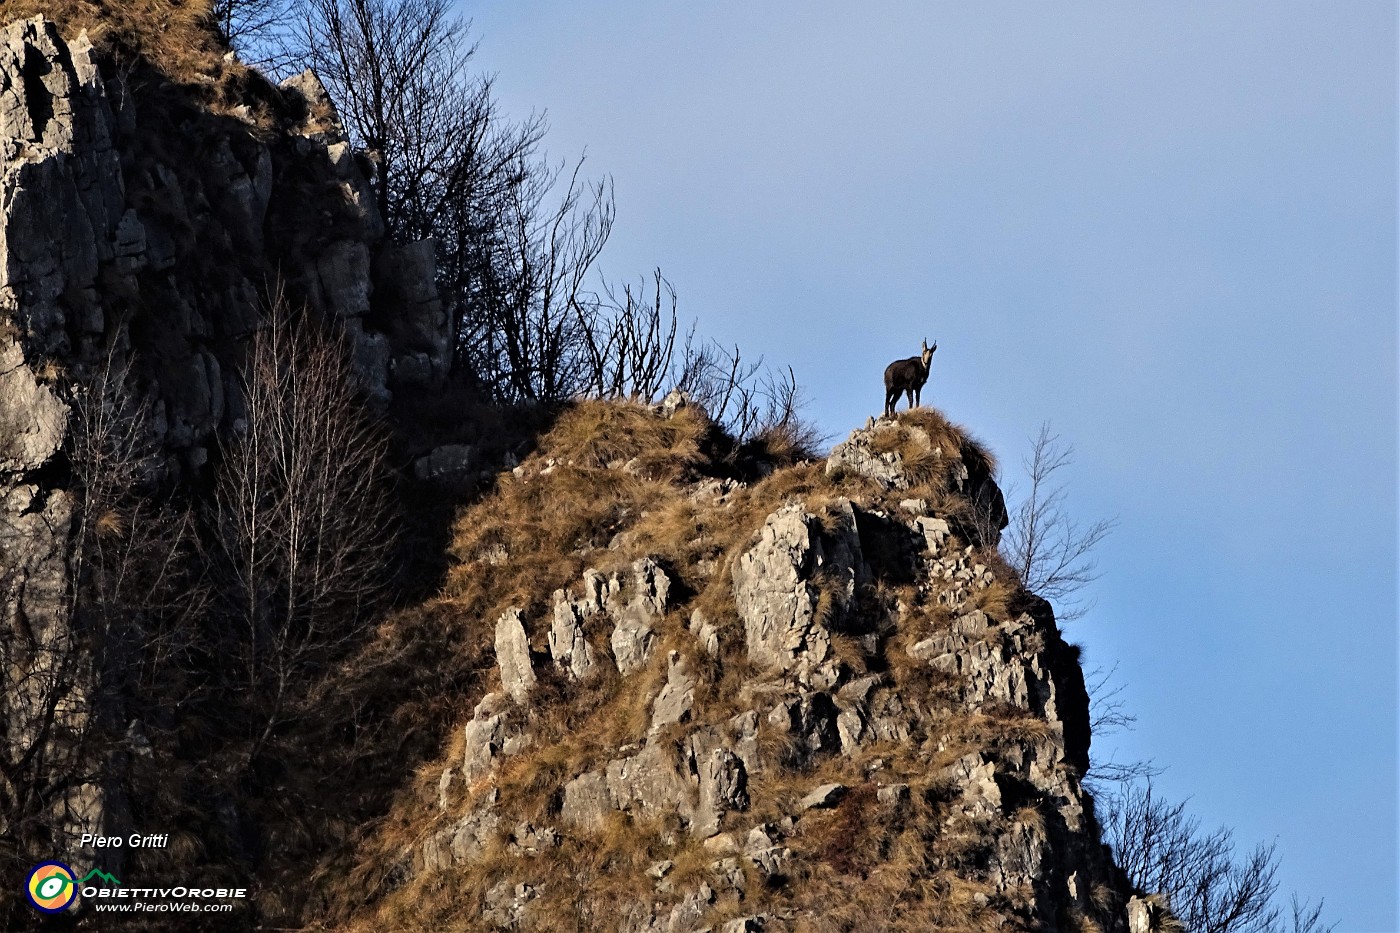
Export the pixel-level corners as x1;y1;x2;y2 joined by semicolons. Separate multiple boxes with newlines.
323;401;1156;932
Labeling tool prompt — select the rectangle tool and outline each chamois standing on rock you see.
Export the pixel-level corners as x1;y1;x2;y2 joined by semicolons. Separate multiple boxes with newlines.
884;339;937;417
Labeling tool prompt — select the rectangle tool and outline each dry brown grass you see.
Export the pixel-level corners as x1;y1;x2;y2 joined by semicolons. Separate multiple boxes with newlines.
1;0;228;84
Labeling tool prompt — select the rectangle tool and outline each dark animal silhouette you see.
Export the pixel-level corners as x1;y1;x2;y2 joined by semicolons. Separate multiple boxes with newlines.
883;339;937;417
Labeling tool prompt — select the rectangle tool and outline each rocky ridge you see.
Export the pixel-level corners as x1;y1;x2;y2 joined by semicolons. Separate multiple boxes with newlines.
340;406;1164;932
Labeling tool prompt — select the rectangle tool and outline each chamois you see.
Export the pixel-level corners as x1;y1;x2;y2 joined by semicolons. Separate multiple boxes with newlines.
883;339;937;417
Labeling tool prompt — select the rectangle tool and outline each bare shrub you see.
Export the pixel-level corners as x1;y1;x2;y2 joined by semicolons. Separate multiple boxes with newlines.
677;339;823;452
295;0;614;402
576;269;686;402
212;306;397;756
1104;783;1335;933
999;422;1116;621
471;161;614;402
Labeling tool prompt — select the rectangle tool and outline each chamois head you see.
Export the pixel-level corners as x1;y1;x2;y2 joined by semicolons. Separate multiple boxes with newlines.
921;339;936;368
884;338;939;417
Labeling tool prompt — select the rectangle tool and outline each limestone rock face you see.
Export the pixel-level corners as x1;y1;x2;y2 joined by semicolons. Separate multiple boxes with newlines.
730;499;863;687
612;557;671;674
826;416;1008;546
650;651;696;733
548;588;600;682
0;15;448;468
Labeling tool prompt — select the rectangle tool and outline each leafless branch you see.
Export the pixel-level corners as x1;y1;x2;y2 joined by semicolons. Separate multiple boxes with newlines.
1000;422;1116;620
212;293;397;757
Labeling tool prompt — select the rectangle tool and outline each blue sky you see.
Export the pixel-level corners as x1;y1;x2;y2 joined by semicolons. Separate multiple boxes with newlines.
464;3;1397;927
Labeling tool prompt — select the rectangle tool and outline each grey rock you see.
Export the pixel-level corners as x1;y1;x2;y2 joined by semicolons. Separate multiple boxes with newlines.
688;608;720;657
446;792;502;863
0;341;67;471
765;693;839;758
462;692;516;782
375;238;448;383
694;746;748;837
414;444;476;483
657;388;689;417
612;558;671;674
877;783;910;811
482;877;537;929
1127;896;1175;933
825;419;926;489
560;770;610;830
509;821;558;854
317;240;372;318
650;651;696;734
665;884;714;933
605;744;693;824
549;589;600;681
836;708;864;751
729;711;760;775
701;832;739;854
799;783;846;811
731;500;863;685
914;515;950;552
494;609;536;704
437;768;457;810
392;352;432;385
280;69;346;141
342;318;392;408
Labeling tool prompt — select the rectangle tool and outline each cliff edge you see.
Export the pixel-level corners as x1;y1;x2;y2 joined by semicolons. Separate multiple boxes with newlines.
324;402;1157;932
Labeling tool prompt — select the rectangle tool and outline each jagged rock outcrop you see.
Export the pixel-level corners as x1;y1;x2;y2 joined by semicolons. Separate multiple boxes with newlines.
730;500;863;689
395;405;1157;932
495;608;538;704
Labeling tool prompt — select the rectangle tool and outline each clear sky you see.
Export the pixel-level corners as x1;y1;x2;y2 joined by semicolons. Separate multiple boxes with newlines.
464;3;1398;928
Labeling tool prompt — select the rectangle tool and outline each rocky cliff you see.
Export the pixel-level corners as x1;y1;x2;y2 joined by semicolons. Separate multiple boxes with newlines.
320;403;1160;932
0;14;445;887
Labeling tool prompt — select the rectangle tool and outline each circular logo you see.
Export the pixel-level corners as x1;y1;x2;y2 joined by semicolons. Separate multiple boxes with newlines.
25;861;78;913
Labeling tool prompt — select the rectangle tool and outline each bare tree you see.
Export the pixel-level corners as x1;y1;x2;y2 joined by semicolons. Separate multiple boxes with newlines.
1000;422;1116;621
1082;663;1164;791
212;305;396;758
672;338;819;450
214;0;297;67
296;0;622;402
299;0;477;232
0;351;202;918
470;160;614;401
575;269;685;401
1104;783;1335;933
